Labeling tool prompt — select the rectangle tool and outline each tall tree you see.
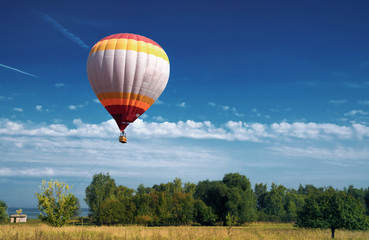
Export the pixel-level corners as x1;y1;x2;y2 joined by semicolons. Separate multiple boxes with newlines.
284;191;305;222
223;173;257;223
345;185;367;213
171;192;194;225
0;200;8;223
195;180;228;222
296;187;369;238
35;180;78;227
263;183;287;222
195;173;257;224
255;183;267;211
98;197;124;225
84;173;116;225
365;188;369;215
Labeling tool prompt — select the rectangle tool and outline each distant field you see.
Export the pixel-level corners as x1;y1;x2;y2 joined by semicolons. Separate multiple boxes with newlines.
1;222;369;240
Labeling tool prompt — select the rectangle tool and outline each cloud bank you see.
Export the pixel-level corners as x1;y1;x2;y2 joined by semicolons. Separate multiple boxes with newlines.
1;118;368;142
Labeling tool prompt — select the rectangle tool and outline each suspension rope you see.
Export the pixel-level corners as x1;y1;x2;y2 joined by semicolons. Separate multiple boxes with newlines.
73;140;115;191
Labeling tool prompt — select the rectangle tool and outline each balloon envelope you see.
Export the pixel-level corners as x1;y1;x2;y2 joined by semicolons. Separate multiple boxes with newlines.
87;33;170;131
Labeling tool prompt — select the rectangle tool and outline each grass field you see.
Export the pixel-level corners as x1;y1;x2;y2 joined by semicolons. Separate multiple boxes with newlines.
1;221;368;240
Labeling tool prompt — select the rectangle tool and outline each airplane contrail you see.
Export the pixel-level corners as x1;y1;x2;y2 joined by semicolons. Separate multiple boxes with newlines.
0;64;38;78
42;14;89;49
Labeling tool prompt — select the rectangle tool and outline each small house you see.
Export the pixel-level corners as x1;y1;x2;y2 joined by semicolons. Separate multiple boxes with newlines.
10;214;27;223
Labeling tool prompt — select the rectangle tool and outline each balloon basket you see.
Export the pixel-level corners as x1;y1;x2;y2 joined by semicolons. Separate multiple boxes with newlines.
119;131;127;144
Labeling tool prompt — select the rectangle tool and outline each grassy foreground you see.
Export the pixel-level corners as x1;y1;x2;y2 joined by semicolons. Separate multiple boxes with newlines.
1;222;369;240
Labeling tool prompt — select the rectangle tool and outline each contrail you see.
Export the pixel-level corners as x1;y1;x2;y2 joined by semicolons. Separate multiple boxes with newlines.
0;64;38;78
42;14;89;49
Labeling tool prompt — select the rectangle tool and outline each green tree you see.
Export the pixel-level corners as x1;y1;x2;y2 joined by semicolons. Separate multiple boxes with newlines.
195;180;228;222
262;183;287;222
345;185;367;213
98;197;124;225
134;184;153;219
284;191;305;222
172;192;194;225
298;184;324;196
255;183;267;211
0;200;8;223
84;172;116;225
73;198;81;217
365;189;369;215
115;185;136;223
296;187;369;238
35;180;78;227
193;199;217;225
184;182;197;195
195;173;257;225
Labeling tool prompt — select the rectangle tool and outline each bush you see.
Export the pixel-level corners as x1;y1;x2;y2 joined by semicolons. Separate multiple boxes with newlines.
135;215;152;226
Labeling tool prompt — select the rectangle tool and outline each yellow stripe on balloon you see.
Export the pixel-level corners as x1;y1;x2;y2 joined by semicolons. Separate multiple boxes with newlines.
90;39;169;63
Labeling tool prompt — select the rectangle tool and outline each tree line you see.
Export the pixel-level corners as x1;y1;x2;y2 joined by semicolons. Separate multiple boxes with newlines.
1;172;368;238
84;173;369;232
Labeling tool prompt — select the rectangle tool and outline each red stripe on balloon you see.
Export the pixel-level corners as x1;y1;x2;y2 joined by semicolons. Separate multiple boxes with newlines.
106;105;146;131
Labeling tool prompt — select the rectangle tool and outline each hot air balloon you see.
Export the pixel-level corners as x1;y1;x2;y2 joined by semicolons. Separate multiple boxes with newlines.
87;33;170;143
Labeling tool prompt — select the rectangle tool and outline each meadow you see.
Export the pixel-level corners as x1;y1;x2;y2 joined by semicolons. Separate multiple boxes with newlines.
1;221;369;240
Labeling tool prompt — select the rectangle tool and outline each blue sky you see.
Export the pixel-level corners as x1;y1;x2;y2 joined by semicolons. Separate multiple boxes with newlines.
1;0;369;208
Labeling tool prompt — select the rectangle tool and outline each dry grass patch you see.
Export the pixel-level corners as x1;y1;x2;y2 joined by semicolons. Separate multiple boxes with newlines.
0;223;368;240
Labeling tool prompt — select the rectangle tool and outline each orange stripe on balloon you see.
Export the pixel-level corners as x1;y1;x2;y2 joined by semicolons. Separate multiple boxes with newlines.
100;99;151;111
97;92;155;106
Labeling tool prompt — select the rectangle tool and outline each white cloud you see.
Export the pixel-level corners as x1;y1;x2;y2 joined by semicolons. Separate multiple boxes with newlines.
0;118;117;138
54;83;65;88
13;108;23;112
177;102;186;108
0;120;228;182
0;118;368;142
269;145;369;166
36;105;43;111
208;102;216;107
358;100;369;105
153;116;165;122
271;122;352;139
131;120;368;141
252;108;261;117
222;105;230;111
232;108;244;117
208;102;244;117
353;123;369;139
344;110;368;117
36;105;50;112
0;167;57;177
68;102;88;110
0;118;368;183
0;95;13;101
341;81;369;89
140;114;148;119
